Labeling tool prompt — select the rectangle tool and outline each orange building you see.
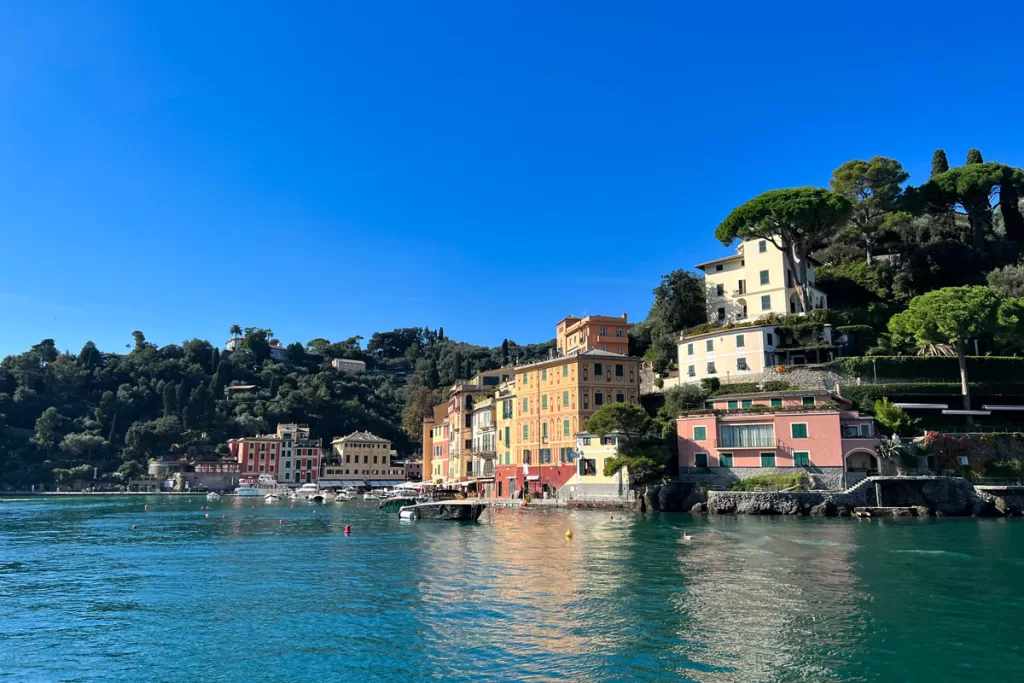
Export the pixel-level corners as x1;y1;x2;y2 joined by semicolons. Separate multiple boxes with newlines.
556;313;630;357
495;348;642;499
425;403;450;482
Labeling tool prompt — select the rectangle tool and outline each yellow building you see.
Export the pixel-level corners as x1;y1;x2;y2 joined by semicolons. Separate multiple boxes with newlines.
498;349;642;498
444;369;512;485
323;431;404;487
696;236;828;323
564;432;629;499
556;313;629;356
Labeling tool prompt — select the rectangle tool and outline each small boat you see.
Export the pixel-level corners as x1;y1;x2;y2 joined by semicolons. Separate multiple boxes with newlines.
236;474;291;498
397;500;487;522
265;494;281;503
378;496;418;513
206;492;221;502
363;491;383;501
334;488;357;503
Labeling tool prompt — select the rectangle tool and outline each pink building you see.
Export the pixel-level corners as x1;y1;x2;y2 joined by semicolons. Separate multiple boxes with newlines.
227;423;322;484
677;391;879;487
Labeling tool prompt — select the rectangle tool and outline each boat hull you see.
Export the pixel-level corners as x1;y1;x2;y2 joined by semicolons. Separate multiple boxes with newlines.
399;501;487;521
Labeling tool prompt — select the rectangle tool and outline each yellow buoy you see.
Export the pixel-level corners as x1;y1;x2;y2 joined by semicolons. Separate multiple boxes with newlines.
565;530;573;540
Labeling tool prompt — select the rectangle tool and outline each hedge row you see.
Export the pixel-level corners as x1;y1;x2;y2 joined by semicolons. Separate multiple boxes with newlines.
841;382;1024;412
823;356;1024;382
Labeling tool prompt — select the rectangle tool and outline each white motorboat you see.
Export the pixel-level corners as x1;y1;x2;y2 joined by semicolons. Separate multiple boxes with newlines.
265;494;281;503
236;474;291;498
334;488;358;503
363;491;383;501
206;492;221;501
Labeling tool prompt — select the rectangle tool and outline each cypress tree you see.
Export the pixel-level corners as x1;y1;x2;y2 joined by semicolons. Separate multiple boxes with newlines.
438;326;444;340
501;339;510;363
931;149;949;176
107;413;118;447
163;382;177;417
967;148;984;165
175;383;187;417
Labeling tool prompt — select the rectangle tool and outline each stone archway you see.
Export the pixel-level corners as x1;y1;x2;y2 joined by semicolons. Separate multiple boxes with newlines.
845;449;878;472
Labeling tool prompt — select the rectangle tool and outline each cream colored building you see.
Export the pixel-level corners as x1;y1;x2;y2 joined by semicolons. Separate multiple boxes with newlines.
678;325;777;384
696;237;828;323
323;431;404;487
560;432;629;499
331;357;366;374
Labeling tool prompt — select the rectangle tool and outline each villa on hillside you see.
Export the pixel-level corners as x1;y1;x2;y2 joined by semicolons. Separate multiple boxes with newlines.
676;391;880;490
679;236;843;383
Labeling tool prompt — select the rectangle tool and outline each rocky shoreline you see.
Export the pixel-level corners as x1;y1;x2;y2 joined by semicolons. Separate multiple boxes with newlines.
639;477;1024;518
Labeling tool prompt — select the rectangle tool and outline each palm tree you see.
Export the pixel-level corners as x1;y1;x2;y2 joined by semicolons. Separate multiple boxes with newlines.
229;324;242;338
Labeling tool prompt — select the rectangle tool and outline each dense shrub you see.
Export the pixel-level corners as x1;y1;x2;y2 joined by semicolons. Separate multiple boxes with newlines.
823;356;1024;382
841;382;1024;411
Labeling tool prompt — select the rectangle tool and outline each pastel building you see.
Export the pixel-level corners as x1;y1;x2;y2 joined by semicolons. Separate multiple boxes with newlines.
470;397;497;496
556;313;630;356
676;391;879;489
324;431;404;488
424;403;450;482
696;236;828;323
228;424;322;484
331;357;367;374
562;432;630;500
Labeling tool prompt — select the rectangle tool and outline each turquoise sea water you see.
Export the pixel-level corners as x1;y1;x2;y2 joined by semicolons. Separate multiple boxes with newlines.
1;497;1022;682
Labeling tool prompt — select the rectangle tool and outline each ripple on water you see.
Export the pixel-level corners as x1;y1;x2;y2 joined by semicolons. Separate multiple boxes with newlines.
0;498;1022;681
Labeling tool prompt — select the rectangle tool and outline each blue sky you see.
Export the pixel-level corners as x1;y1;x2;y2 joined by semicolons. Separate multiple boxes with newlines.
2;1;1023;359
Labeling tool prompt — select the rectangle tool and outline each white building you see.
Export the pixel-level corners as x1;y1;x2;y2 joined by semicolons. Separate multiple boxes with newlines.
331;358;367;374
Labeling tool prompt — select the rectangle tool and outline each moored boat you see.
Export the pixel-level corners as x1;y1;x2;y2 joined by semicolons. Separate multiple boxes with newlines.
236;474;291;498
397;500;487;521
378;496;419;513
206;492;221;501
265;494;281;503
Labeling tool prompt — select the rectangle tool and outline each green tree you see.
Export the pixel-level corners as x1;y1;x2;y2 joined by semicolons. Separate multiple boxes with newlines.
915;162;1024;248
873;398;919;437
830;157;909;263
59;433;108;461
966;148;984;165
34;407;70;452
987;263;1024;298
888;286;1019;413
716;187;853;312
584;402;651;439
229;324;242;338
636;269;706;372
931;149;949;177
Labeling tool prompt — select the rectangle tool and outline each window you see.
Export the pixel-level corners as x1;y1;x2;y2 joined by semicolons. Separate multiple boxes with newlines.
791;423;808;439
687;343;694;356
802;396;815;406
760;452;776;467
616;393;624;403
693;426;707;441
770;398;782;408
759;270;769;285
737;357;748;371
860;423;871;437
593;363;604;377
794;451;810;466
614;364;623;377
522;373;528;385
594;393;604;406
761;295;771;311
373;455;378;464
541;368;547;381
706;340;714;352
736;334;745;348
786;270;794;288
720;424;776;448
704;401;714;409
522;398;529;413
727;400;737;410
563;364;569;376
541;421;548;441
716;283;724;297
599;326;607;336
542;394;548;410
687;365;696;377
715;264;723;272
717;307;726;322
616;328;623;337
719;453;733;467
767;333;774;345
695;453;709;467
523;424;529;440
707;362;717;375
741;400;752;408
563;419;570;437
759;240;767;253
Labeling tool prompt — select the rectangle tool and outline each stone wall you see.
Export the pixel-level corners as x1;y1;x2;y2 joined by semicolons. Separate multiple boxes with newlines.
679;466;846;491
696;476;1014;517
